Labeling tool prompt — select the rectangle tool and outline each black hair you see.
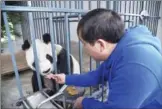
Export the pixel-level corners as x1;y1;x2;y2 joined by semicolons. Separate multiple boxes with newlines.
43;33;51;44
77;8;125;45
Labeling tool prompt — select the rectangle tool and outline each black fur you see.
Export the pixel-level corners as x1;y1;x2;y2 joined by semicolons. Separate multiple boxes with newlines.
57;48;73;74
22;40;30;51
31;71;56;96
31;47;74;96
32;62;35;68
43;33;51;44
46;54;53;64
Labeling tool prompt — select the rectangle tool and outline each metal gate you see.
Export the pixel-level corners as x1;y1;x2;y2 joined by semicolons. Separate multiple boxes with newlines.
1;0;161;108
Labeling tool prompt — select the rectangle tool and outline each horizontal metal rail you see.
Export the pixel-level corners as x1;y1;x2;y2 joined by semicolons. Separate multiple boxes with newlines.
2;6;160;19
1;6;87;13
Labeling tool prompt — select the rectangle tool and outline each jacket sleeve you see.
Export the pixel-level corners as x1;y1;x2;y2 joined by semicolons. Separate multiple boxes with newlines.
82;63;157;109
65;62;105;87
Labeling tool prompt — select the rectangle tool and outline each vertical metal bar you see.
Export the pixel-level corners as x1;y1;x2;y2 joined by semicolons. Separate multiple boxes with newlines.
69;1;72;9
69;1;72;15
28;1;42;90
75;0;77;9
32;3;37;38
65;13;71;74
139;1;144;25
59;19;62;44
49;15;57;73
128;1;131;27
2;11;24;98
78;14;83;73
153;1;157;35
148;1;152;31
64;0;71;52
53;20;56;44
36;1;40;39
97;0;101;8
113;1;117;11
49;1;59;90
63;18;66;47
55;19;59;44
154;1;161;36
40;1;44;37
45;1;49;33
90;57;93;95
58;19;61;44
147;1;150;28
144;1;147;26
62;19;65;45
68;19;71;54
132;1;135;26
124;1;127;27
81;0;83;9
96;0;101;68
78;0;81;9
151;1;156;35
59;0;61;16
135;1;139;26
59;1;62;44
119;1;122;13
54;0;57;18
42;1;46;33
88;0;92;95
116;1;118;12
38;2;42;39
106;1;109;9
89;1;91;10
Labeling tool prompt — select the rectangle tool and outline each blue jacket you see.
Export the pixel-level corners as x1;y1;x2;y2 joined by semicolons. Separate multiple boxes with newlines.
66;25;162;109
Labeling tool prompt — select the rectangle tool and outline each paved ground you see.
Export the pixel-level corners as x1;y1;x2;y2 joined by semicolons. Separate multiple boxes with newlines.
1;41;97;109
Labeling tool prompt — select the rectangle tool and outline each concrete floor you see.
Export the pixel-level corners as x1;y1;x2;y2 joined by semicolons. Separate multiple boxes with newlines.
1;70;33;109
1;42;97;109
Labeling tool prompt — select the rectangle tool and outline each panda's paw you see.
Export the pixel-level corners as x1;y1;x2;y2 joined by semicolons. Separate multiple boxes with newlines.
45;89;55;96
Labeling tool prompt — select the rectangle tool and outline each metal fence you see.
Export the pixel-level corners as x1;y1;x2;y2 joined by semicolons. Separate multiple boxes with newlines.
1;0;161;107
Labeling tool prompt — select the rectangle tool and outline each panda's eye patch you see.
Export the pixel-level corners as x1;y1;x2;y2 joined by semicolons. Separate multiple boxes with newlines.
46;54;53;63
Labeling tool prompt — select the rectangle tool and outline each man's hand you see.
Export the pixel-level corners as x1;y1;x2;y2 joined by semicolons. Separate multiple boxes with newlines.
46;73;65;84
73;97;84;109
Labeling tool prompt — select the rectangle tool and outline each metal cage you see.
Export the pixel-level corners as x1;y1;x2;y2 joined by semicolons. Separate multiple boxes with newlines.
1;0;162;109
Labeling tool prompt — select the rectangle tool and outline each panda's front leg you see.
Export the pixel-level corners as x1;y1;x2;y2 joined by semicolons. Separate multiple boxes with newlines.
31;71;45;92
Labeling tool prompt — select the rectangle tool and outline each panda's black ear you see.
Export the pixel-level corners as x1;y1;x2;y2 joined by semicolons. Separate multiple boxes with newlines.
22;40;30;51
43;33;51;44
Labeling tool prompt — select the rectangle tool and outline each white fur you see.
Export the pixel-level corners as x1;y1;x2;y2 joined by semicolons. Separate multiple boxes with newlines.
46;43;80;74
25;39;53;76
70;55;80;74
25;40;80;76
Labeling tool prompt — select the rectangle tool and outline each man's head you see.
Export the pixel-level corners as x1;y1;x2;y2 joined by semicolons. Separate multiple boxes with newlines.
77;8;125;61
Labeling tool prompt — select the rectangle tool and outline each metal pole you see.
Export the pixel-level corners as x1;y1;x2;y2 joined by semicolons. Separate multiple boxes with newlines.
78;14;83;73
28;1;42;90
128;1;131;27
2;10;24;98
49;1;59;91
90;57;93;95
65;13;71;74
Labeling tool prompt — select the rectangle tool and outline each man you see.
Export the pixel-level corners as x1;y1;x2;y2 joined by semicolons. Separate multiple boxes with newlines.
47;8;162;109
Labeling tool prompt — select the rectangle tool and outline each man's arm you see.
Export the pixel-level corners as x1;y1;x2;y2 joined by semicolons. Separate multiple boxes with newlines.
65;62;106;87
82;63;157;109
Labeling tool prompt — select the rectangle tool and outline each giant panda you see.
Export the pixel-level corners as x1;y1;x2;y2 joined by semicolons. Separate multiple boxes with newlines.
21;33;80;96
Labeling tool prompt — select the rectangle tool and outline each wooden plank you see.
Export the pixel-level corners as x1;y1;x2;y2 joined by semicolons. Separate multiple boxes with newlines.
1;50;29;76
